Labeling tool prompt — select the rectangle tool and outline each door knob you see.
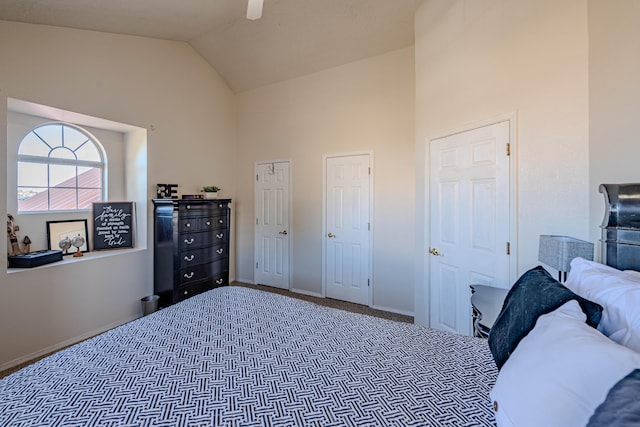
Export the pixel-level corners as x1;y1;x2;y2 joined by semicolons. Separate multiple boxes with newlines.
429;247;443;256
327;232;336;238
279;230;288;235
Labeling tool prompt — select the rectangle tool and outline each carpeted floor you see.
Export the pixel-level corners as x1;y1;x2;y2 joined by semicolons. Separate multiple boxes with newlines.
233;282;414;323
0;282;413;379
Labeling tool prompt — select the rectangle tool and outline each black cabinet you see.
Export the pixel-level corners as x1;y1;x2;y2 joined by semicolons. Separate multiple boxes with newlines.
153;199;231;306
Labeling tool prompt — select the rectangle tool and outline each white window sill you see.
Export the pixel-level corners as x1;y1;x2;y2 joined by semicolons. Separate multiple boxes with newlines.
6;247;147;274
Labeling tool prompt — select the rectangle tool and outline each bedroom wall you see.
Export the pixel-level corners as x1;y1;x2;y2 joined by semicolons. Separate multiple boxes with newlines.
588;0;640;249
413;0;590;325
0;21;236;369
235;47;416;315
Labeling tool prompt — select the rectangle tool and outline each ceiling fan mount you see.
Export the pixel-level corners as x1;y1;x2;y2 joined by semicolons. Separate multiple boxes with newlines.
246;0;263;20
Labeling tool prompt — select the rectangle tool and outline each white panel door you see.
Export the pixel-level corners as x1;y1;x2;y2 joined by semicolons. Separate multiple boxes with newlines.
255;161;290;289
325;154;371;305
429;121;511;336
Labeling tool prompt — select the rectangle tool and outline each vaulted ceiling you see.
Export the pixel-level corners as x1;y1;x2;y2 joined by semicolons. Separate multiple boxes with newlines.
0;0;421;93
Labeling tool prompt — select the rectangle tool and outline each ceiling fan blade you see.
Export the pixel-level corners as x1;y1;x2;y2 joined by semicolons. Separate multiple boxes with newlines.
246;0;263;20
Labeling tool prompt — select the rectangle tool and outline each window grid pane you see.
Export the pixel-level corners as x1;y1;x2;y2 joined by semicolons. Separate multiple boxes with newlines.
18;162;48;187
18;188;49;212
34;125;62;147
49;164;77;188
63;126;90;151
50;146;77;160
18;133;51;156
78;189;102;209
75;142;102;162
50;188;78;211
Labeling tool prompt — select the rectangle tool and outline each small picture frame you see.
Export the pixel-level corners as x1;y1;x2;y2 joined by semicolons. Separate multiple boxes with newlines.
46;219;90;255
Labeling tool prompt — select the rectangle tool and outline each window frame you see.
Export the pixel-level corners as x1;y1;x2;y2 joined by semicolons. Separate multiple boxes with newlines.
17;122;107;213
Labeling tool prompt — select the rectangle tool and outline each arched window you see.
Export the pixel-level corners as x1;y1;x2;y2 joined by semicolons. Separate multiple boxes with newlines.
17;123;106;212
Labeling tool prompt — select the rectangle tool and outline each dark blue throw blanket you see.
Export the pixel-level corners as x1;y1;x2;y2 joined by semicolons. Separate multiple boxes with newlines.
588;369;640;426
488;266;603;369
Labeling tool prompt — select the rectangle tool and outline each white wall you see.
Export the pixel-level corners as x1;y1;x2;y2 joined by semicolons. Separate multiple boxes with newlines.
235;47;416;314
0;21;236;368
588;0;640;248
414;0;590;325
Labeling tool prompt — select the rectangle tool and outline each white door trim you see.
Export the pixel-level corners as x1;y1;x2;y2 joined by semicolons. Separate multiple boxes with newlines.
254;159;293;289
424;113;518;327
322;151;374;305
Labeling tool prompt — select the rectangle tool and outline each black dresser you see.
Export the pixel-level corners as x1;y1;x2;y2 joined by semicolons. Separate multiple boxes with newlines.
153;199;231;307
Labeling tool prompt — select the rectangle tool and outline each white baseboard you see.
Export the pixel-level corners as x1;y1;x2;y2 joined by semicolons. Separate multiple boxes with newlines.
290;288;323;298
371;304;414;318
233;278;255;285
0;314;139;372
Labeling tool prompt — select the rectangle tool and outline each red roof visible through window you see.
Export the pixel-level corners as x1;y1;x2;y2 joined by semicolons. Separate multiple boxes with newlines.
19;168;102;211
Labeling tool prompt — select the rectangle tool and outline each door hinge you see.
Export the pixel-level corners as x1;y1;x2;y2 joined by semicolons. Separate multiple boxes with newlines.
368;279;370;287
256;218;259;225
368;167;371;175
506;143;511;156
256;262;258;269
368;222;370;231
256;174;259;181
506;242;511;255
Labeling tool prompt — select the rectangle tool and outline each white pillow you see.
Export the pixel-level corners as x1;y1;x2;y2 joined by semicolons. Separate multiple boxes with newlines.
565;257;640;352
491;300;640;427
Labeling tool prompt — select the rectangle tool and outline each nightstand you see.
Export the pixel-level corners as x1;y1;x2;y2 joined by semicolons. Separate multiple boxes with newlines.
470;285;509;338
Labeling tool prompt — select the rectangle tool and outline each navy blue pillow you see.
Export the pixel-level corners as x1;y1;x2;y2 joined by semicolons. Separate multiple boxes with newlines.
488;266;602;369
587;369;640;426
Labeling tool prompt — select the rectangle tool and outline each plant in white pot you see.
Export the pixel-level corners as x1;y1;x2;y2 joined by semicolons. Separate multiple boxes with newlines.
202;185;221;199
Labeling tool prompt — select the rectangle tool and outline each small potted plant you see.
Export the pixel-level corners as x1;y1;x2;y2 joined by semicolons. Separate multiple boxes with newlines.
202;185;221;199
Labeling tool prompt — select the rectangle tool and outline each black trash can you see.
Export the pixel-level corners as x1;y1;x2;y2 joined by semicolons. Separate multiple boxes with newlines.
141;295;159;316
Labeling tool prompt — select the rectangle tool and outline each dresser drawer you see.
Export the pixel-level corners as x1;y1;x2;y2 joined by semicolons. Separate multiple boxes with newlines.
180;247;206;268
208;271;229;289
210;201;230;210
179;201;229;216
180;243;227;268
206;215;228;230
176;282;203;302
212;229;228;243
179;263;212;285
210;258;228;275
179;232;215;250
179;218;199;233
178;202;210;217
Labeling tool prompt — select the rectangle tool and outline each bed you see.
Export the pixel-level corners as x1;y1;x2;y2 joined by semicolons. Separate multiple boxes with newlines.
4;184;640;427
485;183;640;427
0;286;498;426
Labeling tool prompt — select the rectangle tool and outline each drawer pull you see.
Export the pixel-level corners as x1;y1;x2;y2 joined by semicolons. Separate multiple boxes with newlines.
184;238;194;245
186;205;191;210
185;223;191;228
218;219;224;224
216;248;224;255
216;278;224;285
184;255;195;262
205;221;211;226
184;272;195;279
216;233;224;239
218;204;224;208
184;290;189;295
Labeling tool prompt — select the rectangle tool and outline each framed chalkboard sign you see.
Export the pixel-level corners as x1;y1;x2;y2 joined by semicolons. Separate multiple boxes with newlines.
92;202;135;250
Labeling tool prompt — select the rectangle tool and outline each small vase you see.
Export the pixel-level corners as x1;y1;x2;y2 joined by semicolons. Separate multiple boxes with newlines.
204;192;218;199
